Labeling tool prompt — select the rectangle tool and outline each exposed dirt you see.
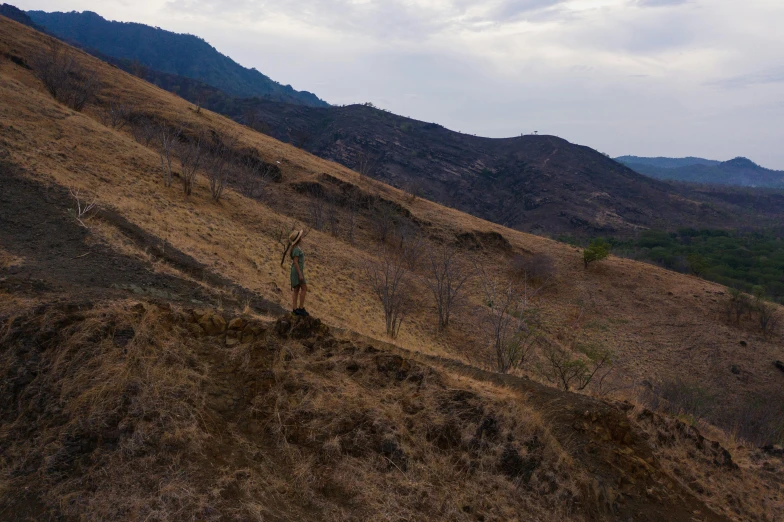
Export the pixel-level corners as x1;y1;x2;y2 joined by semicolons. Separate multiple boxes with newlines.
0;300;737;521
0;160;282;315
337;333;739;522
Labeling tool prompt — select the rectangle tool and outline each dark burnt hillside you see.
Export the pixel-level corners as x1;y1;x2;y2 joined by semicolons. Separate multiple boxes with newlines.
245;101;782;236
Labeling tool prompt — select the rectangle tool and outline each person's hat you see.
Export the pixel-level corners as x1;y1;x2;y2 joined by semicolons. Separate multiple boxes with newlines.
288;229;303;245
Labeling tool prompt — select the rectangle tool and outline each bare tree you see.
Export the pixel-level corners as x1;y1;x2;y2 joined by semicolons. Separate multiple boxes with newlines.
236;156;274;199
539;341;614;392
326;190;340;237
756;299;781;338
68;187;98;228
424;244;471;332
346;193;360;245
355;150;378;184
397;227;424;271
33;40;100;111
308;185;326;231
510;253;556;283
205;133;238;201
158;124;181;188
177;131;205;196
193;87;209;114
725;289;753;324
477;263;547;373
98;101;135;130
370;196;397;244
131;116;156;146
365;244;412;338
129;60;148;80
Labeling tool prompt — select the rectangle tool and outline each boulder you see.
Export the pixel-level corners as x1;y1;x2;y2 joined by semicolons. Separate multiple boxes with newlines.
228;317;247;331
198;311;226;336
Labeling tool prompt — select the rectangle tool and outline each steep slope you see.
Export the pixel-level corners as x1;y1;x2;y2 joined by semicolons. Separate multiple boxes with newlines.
25;8;328;107
617;156;784;188
1;15;783;521
19;6;784;236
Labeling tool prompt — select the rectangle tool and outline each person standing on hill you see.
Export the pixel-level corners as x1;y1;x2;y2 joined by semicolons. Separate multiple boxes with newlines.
281;230;309;316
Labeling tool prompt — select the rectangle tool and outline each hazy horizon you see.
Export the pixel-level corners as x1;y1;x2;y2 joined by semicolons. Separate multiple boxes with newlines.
13;0;784;170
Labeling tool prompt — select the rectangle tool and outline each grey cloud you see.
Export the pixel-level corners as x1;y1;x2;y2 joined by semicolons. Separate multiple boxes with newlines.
707;66;784;88
167;0;572;41
637;0;690;7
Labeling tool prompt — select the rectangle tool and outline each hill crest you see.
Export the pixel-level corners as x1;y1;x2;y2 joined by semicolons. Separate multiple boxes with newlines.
25;8;328;107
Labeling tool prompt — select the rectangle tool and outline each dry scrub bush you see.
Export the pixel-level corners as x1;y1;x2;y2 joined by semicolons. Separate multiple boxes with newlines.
32;40;100;111
98;100;135;130
755;298;781;338
538;340;615;392
423;243;471;332
511;253;556;283
724;289;781;337
370;197;398;243
157;124;181;188
365;243;414;338
177;131;205;196
205;133;239;201
476;263;546;373
235;155;275;199
130;115;156;146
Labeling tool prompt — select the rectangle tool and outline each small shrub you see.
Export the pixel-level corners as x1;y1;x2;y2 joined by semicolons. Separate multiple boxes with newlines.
538;341;614;392
511;253;556;282
756;298;781;337
583;239;610;269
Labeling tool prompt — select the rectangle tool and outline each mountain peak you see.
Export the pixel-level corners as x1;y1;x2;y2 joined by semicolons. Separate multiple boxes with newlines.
721;157;760;169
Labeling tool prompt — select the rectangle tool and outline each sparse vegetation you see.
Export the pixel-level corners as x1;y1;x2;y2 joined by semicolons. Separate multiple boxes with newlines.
365;242;413;338
423;244;471;332
97;100;135;130
177;131;205;196
68;187;98;227
157;123;181;188
583;238;610;269
205;132;238;201
3;17;784;521
32;40;100;111
511;253;556;282
538;341;615;392
477;264;545;373
235;154;274;199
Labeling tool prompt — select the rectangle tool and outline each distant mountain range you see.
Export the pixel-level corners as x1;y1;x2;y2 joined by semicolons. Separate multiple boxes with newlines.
616;156;784;189
24;8;328;107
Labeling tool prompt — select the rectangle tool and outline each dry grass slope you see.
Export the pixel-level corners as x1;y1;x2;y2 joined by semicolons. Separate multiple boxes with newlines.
0;14;783;521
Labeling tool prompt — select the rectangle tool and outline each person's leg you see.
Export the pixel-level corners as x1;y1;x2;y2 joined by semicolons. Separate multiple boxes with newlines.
298;284;308;310
291;287;300;311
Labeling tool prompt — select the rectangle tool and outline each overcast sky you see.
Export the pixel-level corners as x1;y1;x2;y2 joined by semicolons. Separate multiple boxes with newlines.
15;0;784;168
